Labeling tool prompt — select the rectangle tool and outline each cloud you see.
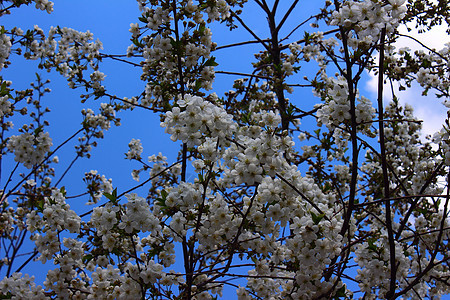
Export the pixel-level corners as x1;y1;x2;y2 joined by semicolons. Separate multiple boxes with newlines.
365;19;450;213
365;22;450;139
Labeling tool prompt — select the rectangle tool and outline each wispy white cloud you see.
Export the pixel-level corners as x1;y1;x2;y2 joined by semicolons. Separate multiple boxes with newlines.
365;19;450;212
365;22;450;139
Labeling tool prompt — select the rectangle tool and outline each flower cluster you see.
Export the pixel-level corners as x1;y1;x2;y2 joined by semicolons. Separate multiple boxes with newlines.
434;126;450;165
7;131;52;169
118;193;161;234
81;104;114;135
27;189;81;233
33;0;53;13
0;95;12;117
125;138;143;160
26;189;81;264
330;0;406;47
315;74;375;132
19;25;104;97
129;0;231;110
161;95;236;147
0;32;11;71
1;0;450;299
0;273;45;299
76;103;120;158
83;170;113;204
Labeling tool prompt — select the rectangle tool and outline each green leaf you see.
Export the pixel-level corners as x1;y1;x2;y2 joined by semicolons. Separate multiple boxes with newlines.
303;31;311;44
322;182;332;192
204;56;219;67
416;208;427;215
353;48;363;60
311;212;324;225
0;81;11;97
35;198;44;212
333;285;347;299
198;173;204;183
33;125;43;136
194;79;202;91
404;52;412;60
0;291;13;299
103;188;118;204
60;186;66;196
367;239;378;252
131;38;142;47
198;23;206;34
156;190;168;208
82;254;93;264
421;59;431;68
170;39;181;50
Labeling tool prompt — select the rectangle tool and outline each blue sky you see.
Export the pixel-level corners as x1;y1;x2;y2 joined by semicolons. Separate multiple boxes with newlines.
4;1;449;298
1;0;327;203
1;0;325;291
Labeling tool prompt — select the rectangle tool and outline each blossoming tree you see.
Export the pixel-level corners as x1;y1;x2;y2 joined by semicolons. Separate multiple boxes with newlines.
0;0;449;299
